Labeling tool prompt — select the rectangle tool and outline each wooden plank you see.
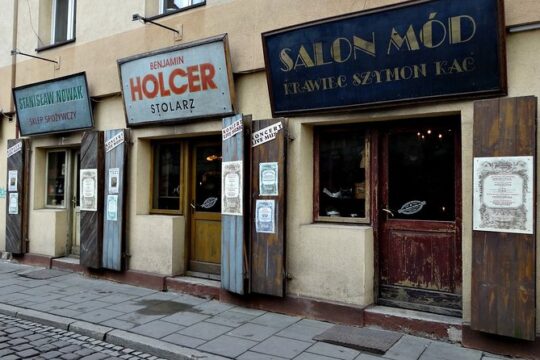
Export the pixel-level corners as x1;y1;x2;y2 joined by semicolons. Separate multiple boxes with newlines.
102;129;129;271
79;131;104;269
221;114;250;295
250;118;287;297
471;96;536;340
5;139;29;254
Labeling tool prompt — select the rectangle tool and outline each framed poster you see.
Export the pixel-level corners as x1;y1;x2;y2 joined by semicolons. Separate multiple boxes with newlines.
8;193;18;215
8;170;17;192
107;194;118;221
259;162;278;196
109;168;120;194
473;156;534;234
222;160;243;216
255;199;276;234
80;169;98;211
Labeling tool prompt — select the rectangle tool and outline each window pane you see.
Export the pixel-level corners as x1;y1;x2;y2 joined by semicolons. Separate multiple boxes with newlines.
153;143;181;210
47;152;66;207
388;127;455;221
194;145;221;213
318;129;367;219
54;0;70;43
162;0;203;13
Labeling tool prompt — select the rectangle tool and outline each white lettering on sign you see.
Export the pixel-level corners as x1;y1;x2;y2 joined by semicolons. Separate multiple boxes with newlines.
251;122;283;147
7;142;22;158
222;120;243;141
105;132;125;153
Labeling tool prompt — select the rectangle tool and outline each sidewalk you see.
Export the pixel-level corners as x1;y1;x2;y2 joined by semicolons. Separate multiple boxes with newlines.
0;261;520;360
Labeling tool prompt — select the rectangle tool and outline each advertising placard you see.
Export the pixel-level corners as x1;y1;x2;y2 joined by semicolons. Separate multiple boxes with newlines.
222;160;243;216
262;0;506;116
118;34;235;126
80;169;98;211
473;156;534;234
13;73;94;136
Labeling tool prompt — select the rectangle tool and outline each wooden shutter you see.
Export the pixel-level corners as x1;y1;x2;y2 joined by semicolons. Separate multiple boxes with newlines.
79;131;104;269
102;129;129;271
471;96;537;340
250;118;287;297
5;139;29;254
221;114;251;295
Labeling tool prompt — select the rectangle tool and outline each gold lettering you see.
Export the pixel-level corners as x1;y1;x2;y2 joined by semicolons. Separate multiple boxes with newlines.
313;42;332;67
331;38;352;63
294;46;316;69
353;33;376;57
449;15;477;44
420;13;447;48
279;48;294;72
387;25;420;54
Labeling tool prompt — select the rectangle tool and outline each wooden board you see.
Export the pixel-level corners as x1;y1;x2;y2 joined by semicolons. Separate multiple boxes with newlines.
5;139;29;254
79;131;104;269
221;114;251;295
250;118;287;297
102;129;129;271
471;96;537;340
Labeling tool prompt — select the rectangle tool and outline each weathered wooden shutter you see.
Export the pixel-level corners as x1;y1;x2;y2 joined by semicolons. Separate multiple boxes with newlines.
102;129;129;271
250;118;287;297
471;96;537;340
79;131;104;269
221;114;251;295
5;139;29;254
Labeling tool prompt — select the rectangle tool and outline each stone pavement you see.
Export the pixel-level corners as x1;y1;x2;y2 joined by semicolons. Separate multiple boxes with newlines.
0;261;522;360
0;313;163;359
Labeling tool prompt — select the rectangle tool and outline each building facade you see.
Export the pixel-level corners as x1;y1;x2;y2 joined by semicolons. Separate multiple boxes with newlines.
0;0;539;356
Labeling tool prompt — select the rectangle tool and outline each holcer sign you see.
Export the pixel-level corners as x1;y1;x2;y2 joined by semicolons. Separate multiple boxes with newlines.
262;0;506;116
118;34;235;126
13;73;94;136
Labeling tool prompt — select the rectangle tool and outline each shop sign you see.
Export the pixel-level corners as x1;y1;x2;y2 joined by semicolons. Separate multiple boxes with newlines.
13;73;94;136
118;34;235;127
262;0;506;116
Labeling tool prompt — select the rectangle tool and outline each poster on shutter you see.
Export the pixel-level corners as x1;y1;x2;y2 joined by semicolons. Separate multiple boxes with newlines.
8;170;17;192
8;193;18;215
80;169;98;211
259;162;278;196
255;199;275;233
222;160;243;216
473;156;534;234
107;195;118;221
109;168;120;194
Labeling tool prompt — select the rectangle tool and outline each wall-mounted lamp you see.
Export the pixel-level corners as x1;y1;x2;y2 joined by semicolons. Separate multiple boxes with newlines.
132;13;182;41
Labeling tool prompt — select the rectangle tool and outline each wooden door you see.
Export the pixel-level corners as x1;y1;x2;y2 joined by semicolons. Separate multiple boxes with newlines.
189;141;222;276
379;118;462;316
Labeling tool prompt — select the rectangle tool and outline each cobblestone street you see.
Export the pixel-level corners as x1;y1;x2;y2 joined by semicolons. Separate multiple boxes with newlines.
0;314;162;360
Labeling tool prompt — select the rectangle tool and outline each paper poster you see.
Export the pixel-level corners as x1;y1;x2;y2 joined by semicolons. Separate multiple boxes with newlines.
222;119;243;141
105;131;125;152
259;162;278;196
107;195;118;221
221;160;243;216
80;169;98;211
8;170;17;192
8;193;18;215
252;122;283;147
109;168;120;194
473;156;534;234
255;199;275;234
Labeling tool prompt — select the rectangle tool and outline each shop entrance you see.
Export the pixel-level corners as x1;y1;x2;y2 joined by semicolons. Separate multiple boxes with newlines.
188;141;222;278
378;118;462;316
69;150;81;256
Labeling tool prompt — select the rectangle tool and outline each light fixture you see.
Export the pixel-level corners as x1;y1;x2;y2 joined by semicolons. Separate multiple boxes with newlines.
11;49;59;65
132;13;181;37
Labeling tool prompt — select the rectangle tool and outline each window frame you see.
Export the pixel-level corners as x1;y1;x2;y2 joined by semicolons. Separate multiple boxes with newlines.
150;0;206;19
45;149;69;209
314;126;371;224
150;140;184;215
51;0;75;45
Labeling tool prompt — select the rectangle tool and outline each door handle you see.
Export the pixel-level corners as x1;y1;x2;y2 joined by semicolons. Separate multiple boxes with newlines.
382;208;395;217
190;202;196;210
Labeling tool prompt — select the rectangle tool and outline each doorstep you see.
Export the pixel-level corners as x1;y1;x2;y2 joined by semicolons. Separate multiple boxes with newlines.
364;305;463;343
165;275;221;299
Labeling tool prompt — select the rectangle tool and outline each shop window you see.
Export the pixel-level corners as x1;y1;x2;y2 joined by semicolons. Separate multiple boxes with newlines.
37;0;75;49
152;141;182;213
46;150;67;208
146;0;205;17
315;127;370;223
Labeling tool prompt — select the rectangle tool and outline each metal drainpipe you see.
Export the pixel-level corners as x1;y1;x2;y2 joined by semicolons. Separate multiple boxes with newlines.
11;0;19;138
